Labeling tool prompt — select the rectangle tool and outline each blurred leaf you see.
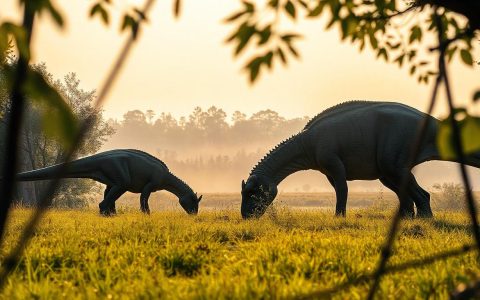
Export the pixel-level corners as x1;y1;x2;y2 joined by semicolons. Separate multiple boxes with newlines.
437;114;480;160
90;3;109;25
280;33;301;41
377;48;388;61
276;47;287;65
409;25;422;43
409;65;416;75
258;26;271;45
245;56;263;83
46;1;64;27
285;1;296;19
394;54;405;67
368;31;378;49
268;0;279;8
0;22;30;60
174;0;181;18
234;23;256;56
446;46;457;62
242;1;255;13
121;15;138;39
23;69;79;149
308;1;326;17
460;49;473;66
461;116;480;154
134;8;147;21
473;90;480;102
225;11;248;23
437;118;455;159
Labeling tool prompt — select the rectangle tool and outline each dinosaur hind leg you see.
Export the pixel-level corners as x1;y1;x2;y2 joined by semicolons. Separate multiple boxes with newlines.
379;174;415;218
99;186;126;216
407;173;433;218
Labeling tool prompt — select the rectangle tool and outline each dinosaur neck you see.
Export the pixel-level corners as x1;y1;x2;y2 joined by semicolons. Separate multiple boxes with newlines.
251;134;312;185
164;173;192;198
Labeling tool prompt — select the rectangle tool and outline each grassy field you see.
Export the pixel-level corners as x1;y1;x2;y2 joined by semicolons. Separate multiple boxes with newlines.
1;196;479;299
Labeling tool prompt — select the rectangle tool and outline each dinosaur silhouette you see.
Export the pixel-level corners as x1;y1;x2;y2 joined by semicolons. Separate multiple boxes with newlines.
15;149;202;215
241;101;480;219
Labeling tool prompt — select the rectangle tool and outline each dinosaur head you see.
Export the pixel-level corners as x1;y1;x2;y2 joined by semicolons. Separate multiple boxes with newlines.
241;174;277;219
179;192;202;215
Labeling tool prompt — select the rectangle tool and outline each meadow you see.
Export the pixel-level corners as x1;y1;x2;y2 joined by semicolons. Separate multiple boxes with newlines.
1;193;479;299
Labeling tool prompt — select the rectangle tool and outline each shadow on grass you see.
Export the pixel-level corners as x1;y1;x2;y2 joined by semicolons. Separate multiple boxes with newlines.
431;219;472;234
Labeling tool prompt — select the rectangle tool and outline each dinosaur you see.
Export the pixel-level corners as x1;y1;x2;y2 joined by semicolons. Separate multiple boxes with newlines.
15;149;202;216
241;101;480;219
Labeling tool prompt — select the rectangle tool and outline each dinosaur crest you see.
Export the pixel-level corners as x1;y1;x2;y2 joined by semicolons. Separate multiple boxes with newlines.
303;100;373;130
250;134;298;175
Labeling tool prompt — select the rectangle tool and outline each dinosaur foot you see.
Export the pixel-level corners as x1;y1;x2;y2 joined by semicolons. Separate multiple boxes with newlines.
416;210;434;219
99;202;116;217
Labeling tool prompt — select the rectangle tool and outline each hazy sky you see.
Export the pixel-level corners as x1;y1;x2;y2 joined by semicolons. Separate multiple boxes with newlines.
1;0;479;120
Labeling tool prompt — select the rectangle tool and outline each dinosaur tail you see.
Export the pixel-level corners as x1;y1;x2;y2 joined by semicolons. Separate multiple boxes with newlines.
15;159;94;182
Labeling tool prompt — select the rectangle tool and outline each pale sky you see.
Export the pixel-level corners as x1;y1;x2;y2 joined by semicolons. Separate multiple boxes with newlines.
0;0;479;120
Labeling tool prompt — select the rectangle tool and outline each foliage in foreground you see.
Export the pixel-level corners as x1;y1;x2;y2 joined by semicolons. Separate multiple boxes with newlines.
1;208;479;299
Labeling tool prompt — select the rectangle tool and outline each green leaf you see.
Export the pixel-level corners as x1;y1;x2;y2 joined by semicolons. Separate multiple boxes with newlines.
0;22;30;60
460;49;473;66
377;48;388;61
46;1;64;27
308;1;326;17
121;15;138;39
409;65;416;75
23;69;79;149
268;0;279;8
437;114;480;160
445;46;457;62
276;47;287;65
242;1;255;13
462;116;480;154
224;11;248;23
437;118;455;159
245;56;263;83
90;3;109;25
285;1;296;19
473;90;480;102
257;26;271;45
368;31;378;49
409;25;422;43
234;23;256;56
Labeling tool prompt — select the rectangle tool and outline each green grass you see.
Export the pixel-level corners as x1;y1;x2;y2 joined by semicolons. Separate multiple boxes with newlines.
1;207;479;299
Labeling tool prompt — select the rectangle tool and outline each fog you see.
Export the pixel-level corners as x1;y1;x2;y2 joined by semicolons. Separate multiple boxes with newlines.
101;107;480;193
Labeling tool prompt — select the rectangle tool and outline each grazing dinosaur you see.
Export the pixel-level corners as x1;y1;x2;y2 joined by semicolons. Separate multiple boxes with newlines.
241;101;480;219
15;149;202;216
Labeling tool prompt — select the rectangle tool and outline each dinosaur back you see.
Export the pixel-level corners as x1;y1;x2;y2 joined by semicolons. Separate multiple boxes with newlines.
303;100;379;130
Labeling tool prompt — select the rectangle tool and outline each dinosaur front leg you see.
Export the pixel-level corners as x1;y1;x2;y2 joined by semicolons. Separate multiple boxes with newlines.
99;186;126;216
140;183;154;214
326;162;348;217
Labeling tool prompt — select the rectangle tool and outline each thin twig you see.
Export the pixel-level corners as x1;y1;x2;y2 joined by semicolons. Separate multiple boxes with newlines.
366;61;443;300
299;243;475;298
0;0;156;289
438;25;480;250
0;2;35;243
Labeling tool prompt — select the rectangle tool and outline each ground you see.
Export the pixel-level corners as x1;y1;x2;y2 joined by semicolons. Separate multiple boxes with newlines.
1;194;479;299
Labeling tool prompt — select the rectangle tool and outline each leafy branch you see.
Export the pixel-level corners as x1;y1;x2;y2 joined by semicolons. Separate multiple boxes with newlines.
225;0;479;84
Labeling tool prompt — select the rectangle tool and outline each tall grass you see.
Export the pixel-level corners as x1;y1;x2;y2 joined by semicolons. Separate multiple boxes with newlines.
0;208;477;299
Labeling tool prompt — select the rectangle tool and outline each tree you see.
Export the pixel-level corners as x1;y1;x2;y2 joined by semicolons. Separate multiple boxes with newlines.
1;63;114;207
